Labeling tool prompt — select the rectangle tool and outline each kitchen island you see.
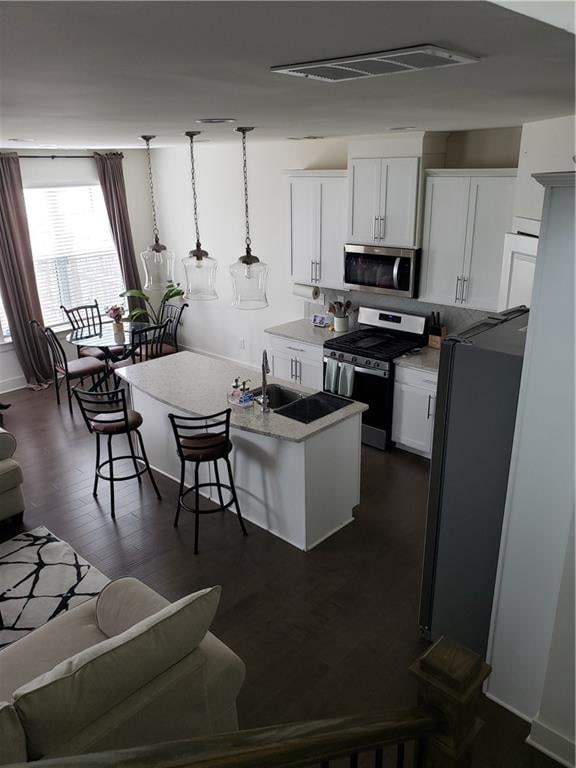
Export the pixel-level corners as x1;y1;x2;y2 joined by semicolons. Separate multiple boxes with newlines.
116;351;368;551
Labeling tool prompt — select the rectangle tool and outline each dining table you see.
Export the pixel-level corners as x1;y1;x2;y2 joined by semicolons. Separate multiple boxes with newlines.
66;321;150;360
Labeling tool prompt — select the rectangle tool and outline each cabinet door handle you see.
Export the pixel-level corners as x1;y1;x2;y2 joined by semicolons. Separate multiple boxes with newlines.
310;261;314;284
379;216;385;241
427;394;432;420
287;345;305;352
461;276;468;303
373;216;379;241
297;359;302;382
454;275;462;303
316;260;321;283
290;358;295;379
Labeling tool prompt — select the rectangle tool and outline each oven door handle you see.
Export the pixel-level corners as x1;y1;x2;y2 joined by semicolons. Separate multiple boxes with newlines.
324;358;389;378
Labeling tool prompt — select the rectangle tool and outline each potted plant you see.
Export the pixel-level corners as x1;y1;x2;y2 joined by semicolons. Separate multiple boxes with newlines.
120;284;185;324
329;300;352;333
106;304;126;332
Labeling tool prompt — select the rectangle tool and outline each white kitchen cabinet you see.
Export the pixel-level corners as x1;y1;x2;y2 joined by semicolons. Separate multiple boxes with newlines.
392;366;437;458
348;156;419;247
497;233;538;311
289;172;346;289
420;171;516;311
269;336;324;390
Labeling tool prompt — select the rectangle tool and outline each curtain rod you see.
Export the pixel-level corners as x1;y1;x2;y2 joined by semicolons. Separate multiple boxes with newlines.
16;155;97;159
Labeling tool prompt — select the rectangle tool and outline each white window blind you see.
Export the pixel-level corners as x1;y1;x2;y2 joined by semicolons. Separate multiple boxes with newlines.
0;297;9;341
23;185;126;328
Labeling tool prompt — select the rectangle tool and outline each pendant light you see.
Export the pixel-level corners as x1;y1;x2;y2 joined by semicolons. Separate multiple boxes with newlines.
139;135;175;290
181;131;218;300
230;127;269;310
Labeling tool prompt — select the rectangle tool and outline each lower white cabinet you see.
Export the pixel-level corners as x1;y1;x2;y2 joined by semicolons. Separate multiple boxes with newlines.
269;336;324;390
392;366;438;458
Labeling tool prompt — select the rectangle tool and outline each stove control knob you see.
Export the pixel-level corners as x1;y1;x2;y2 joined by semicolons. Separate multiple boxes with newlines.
365;359;371;366
330;351;336;358
374;362;380;368
351;356;357;363
338;353;344;360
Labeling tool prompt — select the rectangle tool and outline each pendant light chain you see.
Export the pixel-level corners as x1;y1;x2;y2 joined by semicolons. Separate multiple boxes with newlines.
187;132;201;247
240;128;251;251
142;136;160;240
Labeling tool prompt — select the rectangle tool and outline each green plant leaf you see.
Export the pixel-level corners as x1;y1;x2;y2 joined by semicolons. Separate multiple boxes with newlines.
127;308;149;321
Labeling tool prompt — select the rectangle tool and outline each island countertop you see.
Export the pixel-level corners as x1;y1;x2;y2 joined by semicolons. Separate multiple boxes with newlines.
265;319;354;347
116;351;368;443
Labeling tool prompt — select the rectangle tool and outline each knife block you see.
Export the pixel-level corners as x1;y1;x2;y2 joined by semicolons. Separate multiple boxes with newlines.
428;326;447;349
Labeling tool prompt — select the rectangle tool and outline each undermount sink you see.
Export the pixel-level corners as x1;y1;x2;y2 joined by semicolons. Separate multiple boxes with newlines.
250;384;303;410
275;392;353;424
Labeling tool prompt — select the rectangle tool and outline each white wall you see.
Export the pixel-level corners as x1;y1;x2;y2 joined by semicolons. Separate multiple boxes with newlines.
486;176;575;742
150;138;348;368
0;150;152;393
528;514;575;767
513;115;576;223
445;127;521;168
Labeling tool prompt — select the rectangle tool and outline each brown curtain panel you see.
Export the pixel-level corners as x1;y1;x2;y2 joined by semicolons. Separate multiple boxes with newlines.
0;153;52;386
94;152;145;311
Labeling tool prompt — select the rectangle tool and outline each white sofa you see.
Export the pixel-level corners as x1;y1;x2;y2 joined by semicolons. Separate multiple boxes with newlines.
0;427;24;524
0;577;245;764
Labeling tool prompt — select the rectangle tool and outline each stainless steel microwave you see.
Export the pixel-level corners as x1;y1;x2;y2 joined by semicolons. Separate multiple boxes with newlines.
343;244;420;298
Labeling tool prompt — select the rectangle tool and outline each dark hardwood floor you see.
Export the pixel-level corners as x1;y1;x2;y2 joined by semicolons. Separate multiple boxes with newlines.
1;386;558;767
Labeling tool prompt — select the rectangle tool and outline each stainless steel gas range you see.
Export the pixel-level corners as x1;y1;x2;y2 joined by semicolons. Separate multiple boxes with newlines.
323;307;428;450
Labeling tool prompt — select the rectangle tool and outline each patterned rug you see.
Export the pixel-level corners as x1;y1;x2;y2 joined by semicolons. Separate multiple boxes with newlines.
0;527;109;648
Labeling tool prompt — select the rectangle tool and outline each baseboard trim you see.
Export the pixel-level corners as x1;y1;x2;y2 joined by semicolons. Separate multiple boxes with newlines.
0;375;27;395
527;720;575;768
484;690;531;723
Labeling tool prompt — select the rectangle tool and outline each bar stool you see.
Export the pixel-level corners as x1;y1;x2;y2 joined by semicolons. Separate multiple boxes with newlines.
74;387;161;518
168;409;247;554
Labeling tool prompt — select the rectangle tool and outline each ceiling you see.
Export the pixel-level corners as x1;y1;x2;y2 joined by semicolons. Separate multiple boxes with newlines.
0;1;574;148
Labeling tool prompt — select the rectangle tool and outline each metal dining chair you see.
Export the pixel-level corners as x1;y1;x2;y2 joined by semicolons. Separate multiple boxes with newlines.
30;320;108;415
74;386;161;518
159;302;188;355
61;300;123;361
109;319;171;371
168;408;247;554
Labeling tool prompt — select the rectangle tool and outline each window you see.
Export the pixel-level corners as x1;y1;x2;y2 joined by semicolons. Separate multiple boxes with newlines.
0;296;9;341
23;185;125;328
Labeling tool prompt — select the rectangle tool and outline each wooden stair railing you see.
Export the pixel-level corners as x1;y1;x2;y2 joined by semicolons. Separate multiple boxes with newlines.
16;637;491;768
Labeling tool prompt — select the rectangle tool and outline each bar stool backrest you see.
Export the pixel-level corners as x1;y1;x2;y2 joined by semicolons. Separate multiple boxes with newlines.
61;301;103;335
131;319;171;363
74;387;129;434
160;302;189;351
30;320;68;373
168;408;231;461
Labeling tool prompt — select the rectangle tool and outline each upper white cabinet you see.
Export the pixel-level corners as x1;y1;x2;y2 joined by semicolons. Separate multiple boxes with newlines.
420;171;516;311
348;156;420;247
289;172;347;289
497;233;538;311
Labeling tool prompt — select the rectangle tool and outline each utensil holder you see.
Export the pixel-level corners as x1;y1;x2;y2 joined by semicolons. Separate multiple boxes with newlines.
334;316;349;333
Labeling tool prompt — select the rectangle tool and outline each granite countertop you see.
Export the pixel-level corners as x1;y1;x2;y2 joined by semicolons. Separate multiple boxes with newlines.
116;351;368;443
394;347;441;374
265;319;350;347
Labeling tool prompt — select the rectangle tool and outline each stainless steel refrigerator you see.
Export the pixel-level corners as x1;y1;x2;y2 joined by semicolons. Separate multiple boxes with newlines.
419;307;529;657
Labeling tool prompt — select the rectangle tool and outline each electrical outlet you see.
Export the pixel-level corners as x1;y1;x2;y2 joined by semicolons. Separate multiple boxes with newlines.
239;337;246;350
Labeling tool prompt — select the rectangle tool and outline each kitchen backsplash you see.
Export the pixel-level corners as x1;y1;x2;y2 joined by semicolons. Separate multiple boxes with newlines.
306;288;487;334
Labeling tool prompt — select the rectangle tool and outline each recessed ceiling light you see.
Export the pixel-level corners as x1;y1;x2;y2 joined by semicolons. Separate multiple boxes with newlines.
8;138;36;142
388;127;417;131
195;118;237;125
287;136;326;141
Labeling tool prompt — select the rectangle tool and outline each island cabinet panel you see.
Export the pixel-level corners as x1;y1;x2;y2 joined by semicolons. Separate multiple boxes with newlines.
289;172;346;290
419;171;516;311
348;156;419;247
392;366;437;458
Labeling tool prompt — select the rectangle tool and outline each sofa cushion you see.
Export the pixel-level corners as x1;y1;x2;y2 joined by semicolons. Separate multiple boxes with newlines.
13;585;221;759
0;458;23;494
96;576;169;637
0;702;27;765
0;598;106;702
0;429;16;462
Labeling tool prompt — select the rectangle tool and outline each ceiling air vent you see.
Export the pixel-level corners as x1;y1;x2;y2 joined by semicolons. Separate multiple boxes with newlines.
272;45;479;83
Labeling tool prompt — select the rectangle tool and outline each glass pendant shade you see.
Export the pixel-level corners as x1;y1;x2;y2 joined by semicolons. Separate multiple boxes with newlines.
140;239;175;290
230;253;269;310
183;246;218;301
231;127;269;310
140;134;175;290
